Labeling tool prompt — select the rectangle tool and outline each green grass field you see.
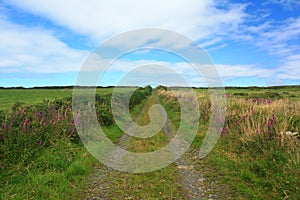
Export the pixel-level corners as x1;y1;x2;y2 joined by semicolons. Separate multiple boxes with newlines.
224;86;300;99
0;86;298;111
0;87;114;111
0;86;299;199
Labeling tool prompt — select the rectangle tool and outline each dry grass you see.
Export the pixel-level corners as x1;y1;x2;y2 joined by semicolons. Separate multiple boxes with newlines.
225;97;300;151
158;89;300;147
153;89;300;199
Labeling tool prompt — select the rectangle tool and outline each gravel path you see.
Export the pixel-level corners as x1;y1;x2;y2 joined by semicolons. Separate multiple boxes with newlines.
83;93;233;199
155;92;233;200
83;100;146;200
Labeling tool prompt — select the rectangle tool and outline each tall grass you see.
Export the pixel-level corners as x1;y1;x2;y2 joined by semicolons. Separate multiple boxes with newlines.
158;89;300;199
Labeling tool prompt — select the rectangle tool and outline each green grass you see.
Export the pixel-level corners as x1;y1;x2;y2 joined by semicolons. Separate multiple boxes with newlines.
194;86;300;99
203;141;300;199
1;86;299;199
107;163;183;199
0;89;71;110
158;88;300;199
0;140;96;200
127;94;170;153
0;87;151;200
91;93;185;199
0;88;114;111
224;86;300;99
101;97;150;143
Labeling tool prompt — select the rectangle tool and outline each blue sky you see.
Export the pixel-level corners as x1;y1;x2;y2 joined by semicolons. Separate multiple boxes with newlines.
0;0;300;87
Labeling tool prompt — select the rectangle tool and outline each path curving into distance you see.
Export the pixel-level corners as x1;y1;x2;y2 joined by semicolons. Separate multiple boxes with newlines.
83;90;233;199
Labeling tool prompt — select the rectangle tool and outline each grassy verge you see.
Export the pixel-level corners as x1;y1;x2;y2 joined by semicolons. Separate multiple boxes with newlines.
0;140;96;200
158;88;300;199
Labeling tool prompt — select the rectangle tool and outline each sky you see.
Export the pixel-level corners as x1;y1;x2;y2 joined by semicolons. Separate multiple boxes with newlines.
0;0;300;87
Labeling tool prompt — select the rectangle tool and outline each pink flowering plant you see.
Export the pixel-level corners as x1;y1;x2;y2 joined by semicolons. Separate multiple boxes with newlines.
0;98;77;164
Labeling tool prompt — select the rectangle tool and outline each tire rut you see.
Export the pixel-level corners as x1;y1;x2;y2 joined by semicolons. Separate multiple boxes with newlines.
83;99;147;200
156;92;232;200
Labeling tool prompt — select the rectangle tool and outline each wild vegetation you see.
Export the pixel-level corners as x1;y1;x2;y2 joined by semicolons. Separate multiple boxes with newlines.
0;87;152;199
159;87;300;199
0;86;299;199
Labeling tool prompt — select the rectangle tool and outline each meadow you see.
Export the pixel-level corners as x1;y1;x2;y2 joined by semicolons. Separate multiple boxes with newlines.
0;86;299;199
0;87;114;111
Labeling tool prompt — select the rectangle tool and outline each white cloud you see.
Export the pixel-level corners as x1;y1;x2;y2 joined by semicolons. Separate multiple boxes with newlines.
6;0;247;43
240;17;300;57
276;54;300;80
200;37;223;48
1;0;300;84
0;0;249;77
100;29;195;50
0;17;89;73
216;64;275;79
206;43;228;52
80;52;278;84
239;17;300;83
265;0;300;10
264;19;300;41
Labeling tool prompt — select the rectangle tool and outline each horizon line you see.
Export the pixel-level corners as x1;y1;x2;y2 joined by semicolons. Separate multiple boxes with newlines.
1;85;300;89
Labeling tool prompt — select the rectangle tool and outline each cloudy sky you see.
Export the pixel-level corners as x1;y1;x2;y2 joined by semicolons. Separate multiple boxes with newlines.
0;0;300;87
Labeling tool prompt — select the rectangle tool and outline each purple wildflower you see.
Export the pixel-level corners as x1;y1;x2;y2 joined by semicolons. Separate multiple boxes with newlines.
2;122;7;130
34;111;40;118
267;99;272;104
271;114;276;122
223;128;228;136
218;128;223;135
62;113;66;121
49;119;54;125
267;120;271;128
74;113;81;127
71;128;75;135
24;117;30;129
